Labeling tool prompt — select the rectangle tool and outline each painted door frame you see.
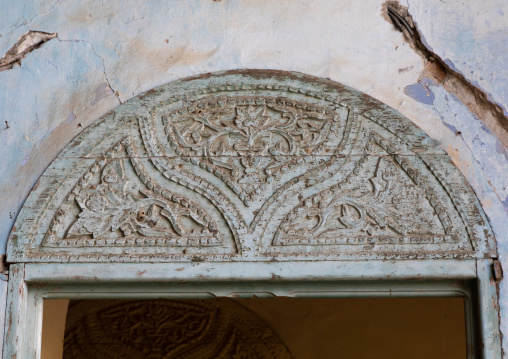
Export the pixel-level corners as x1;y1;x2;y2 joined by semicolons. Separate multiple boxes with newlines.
2;259;501;358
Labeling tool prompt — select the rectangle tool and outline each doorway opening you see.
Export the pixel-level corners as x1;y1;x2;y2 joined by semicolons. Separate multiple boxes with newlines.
43;296;467;359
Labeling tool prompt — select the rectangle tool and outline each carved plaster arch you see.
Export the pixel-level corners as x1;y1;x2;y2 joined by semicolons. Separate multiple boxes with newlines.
7;70;496;263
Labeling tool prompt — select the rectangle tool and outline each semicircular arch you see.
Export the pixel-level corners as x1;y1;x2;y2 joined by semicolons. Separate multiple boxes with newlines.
7;70;496;263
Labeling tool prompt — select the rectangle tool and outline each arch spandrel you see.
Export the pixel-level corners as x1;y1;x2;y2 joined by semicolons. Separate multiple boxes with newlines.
7;70;496;262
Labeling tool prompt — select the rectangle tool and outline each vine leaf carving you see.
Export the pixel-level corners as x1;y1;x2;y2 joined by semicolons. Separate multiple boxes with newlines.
64;154;221;245
68;161;134;238
275;155;445;245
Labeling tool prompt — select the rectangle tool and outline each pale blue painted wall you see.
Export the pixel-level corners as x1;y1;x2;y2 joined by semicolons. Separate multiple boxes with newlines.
1;0;508;355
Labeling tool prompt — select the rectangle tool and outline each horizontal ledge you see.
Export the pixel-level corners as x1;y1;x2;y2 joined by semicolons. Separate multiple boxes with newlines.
24;259;477;283
39;286;471;299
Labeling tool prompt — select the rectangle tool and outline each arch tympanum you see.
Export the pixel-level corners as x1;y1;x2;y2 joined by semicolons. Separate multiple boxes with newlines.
7;70;496;263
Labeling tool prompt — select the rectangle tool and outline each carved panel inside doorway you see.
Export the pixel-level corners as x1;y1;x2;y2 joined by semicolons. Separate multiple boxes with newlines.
60;297;467;359
63;299;292;359
7;70;495;262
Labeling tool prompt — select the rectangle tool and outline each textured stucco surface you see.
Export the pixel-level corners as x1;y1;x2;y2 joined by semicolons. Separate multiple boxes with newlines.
1;0;508;355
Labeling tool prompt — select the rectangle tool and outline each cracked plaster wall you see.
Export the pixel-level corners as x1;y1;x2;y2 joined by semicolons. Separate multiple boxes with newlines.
408;0;508;116
1;0;508;355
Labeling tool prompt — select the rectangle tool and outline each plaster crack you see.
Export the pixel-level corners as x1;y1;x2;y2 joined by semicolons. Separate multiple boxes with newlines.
57;37;122;105
88;43;123;105
384;1;508;149
0;30;57;71
1;0;64;38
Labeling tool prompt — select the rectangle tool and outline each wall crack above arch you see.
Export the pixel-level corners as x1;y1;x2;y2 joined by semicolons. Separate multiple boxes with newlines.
57;37;123;105
384;1;508;150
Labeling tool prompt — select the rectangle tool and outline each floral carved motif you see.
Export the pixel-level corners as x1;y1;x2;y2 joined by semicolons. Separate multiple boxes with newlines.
8;70;495;261
164;97;342;205
44;141;224;248
68;162;218;242
273;133;464;247
275;155;446;245
63;299;292;359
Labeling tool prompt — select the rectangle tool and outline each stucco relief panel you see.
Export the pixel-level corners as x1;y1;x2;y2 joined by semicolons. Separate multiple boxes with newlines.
7;71;495;262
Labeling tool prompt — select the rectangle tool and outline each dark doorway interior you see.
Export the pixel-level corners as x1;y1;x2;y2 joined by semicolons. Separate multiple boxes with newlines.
45;297;466;359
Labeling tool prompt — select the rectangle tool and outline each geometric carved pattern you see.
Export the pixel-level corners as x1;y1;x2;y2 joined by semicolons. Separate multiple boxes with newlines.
7;70;496;262
63;299;292;359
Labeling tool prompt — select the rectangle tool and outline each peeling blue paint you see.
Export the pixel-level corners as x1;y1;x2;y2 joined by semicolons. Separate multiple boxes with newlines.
404;78;435;105
443;58;462;74
502;196;508;215
410;1;508;118
442;120;459;134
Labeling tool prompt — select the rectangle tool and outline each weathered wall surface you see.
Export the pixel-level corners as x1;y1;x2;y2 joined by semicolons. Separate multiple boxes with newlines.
1;0;508;354
409;0;508;116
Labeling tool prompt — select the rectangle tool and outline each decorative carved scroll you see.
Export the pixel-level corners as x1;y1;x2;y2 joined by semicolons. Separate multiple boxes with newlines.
66;155;220;244
7;70;495;262
63;299;292;359
164;98;341;205
274;134;456;246
276;155;443;244
41;141;225;250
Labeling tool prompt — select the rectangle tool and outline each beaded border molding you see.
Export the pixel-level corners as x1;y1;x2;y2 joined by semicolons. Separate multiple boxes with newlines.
7;70;496;262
